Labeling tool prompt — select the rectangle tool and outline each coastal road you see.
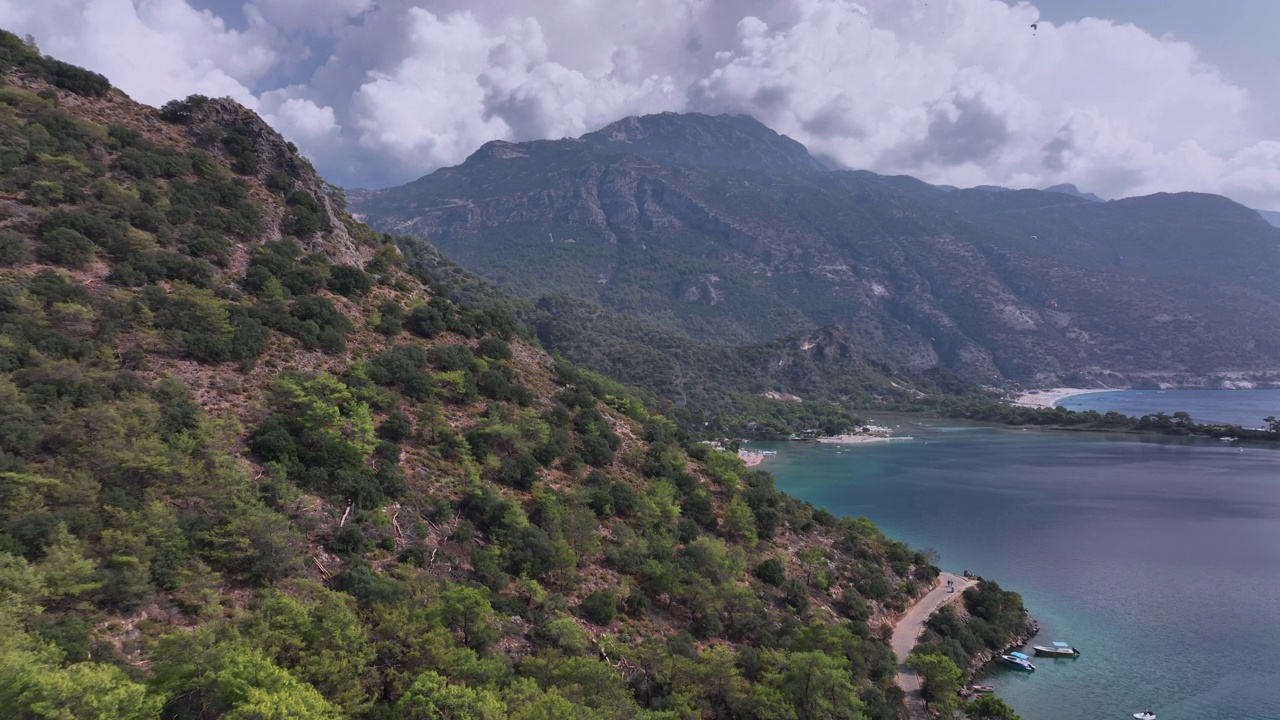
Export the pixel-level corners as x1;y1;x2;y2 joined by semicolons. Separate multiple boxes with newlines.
892;572;977;720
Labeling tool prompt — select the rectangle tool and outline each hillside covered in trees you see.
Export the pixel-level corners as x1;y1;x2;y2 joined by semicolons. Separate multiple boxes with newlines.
0;32;1034;719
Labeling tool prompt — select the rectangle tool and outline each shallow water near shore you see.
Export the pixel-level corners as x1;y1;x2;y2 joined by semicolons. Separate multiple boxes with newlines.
757;412;1280;720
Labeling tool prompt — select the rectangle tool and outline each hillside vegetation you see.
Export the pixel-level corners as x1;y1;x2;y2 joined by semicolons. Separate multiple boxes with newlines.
352;112;1280;391
0;32;1026;720
396;237;984;437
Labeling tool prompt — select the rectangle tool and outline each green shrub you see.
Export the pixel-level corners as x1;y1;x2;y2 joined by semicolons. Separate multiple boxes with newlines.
754;558;786;586
377;412;413;443
495;453;540;490
624;588;650;617
476;337;512;360
477;363;530;404
34;57;111;97
332;564;408;606
0;230;29;265
327;525;372;557
248;239;302;279
40;208;125;245
578;590;617;625
228;309;270;361
290;295;350;349
221;122;259;175
281;260;330;295
158;94;210;123
327;265;372;298
26;268;89;306
317;326;347;354
116;145;192;180
427;343;476;373
26;180;65;206
405;305;446;338
37;227;94;267
373;300;403;336
580;433;616;468
783;577;810;611
180;229;229;261
283;204;321;236
368;346;433;400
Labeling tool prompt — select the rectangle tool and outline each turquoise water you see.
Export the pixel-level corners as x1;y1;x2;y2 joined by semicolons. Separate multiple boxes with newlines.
1062;388;1280;428
758;412;1280;720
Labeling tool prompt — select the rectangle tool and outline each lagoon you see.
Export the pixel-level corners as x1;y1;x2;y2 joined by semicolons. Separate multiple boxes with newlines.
760;411;1280;720
1062;388;1280;428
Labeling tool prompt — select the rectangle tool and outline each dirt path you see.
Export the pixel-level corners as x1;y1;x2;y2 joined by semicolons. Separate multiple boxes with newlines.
892;572;977;720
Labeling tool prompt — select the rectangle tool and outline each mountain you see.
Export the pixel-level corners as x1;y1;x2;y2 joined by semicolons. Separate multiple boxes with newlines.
351;113;1280;389
0;31;1035;719
1042;183;1104;202
579;112;830;175
1256;208;1280;229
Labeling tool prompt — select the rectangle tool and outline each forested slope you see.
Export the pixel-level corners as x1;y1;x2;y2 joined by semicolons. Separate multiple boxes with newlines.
396;238;983;437
0;31;1037;720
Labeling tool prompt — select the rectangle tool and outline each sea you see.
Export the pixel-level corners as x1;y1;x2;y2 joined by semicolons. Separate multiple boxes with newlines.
755;390;1280;720
1062;388;1280;429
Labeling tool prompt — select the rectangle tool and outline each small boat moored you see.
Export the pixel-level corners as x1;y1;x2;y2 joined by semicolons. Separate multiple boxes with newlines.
1033;641;1081;657
1133;712;1156;720
999;651;1036;671
970;685;995;694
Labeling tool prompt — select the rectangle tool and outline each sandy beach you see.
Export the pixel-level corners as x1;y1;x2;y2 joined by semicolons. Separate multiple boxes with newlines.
1011;387;1111;408
813;434;905;445
738;449;770;467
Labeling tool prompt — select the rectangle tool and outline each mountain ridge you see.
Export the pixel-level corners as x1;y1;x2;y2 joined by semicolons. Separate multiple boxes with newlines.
1255;208;1280;228
351;111;1280;391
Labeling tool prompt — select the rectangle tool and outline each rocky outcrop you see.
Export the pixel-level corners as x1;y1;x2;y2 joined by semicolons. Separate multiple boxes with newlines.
968;614;1041;677
168;96;367;267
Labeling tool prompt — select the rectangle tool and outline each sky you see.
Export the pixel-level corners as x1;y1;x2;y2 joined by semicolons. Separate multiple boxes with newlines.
3;0;1279;210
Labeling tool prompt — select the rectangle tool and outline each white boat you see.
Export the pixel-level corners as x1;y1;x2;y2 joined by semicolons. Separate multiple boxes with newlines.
999;651;1035;671
1133;712;1156;720
1033;641;1080;657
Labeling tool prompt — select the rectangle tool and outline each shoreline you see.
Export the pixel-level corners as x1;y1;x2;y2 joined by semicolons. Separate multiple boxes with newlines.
738;449;771;467
813;433;908;444
1010;387;1116;408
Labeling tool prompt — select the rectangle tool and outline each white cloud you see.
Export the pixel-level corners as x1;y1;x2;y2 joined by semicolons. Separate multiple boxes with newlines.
260;92;339;145
1;0;270;106
347;9;506;172
247;0;372;35
3;0;1279;208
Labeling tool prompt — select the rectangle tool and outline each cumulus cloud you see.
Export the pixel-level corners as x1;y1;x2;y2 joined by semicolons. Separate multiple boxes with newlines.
1;0;270;106
4;0;1279;208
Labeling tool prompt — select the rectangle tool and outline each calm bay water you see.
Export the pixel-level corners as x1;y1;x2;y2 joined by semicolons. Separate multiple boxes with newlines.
758;396;1280;720
1062;388;1280;428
